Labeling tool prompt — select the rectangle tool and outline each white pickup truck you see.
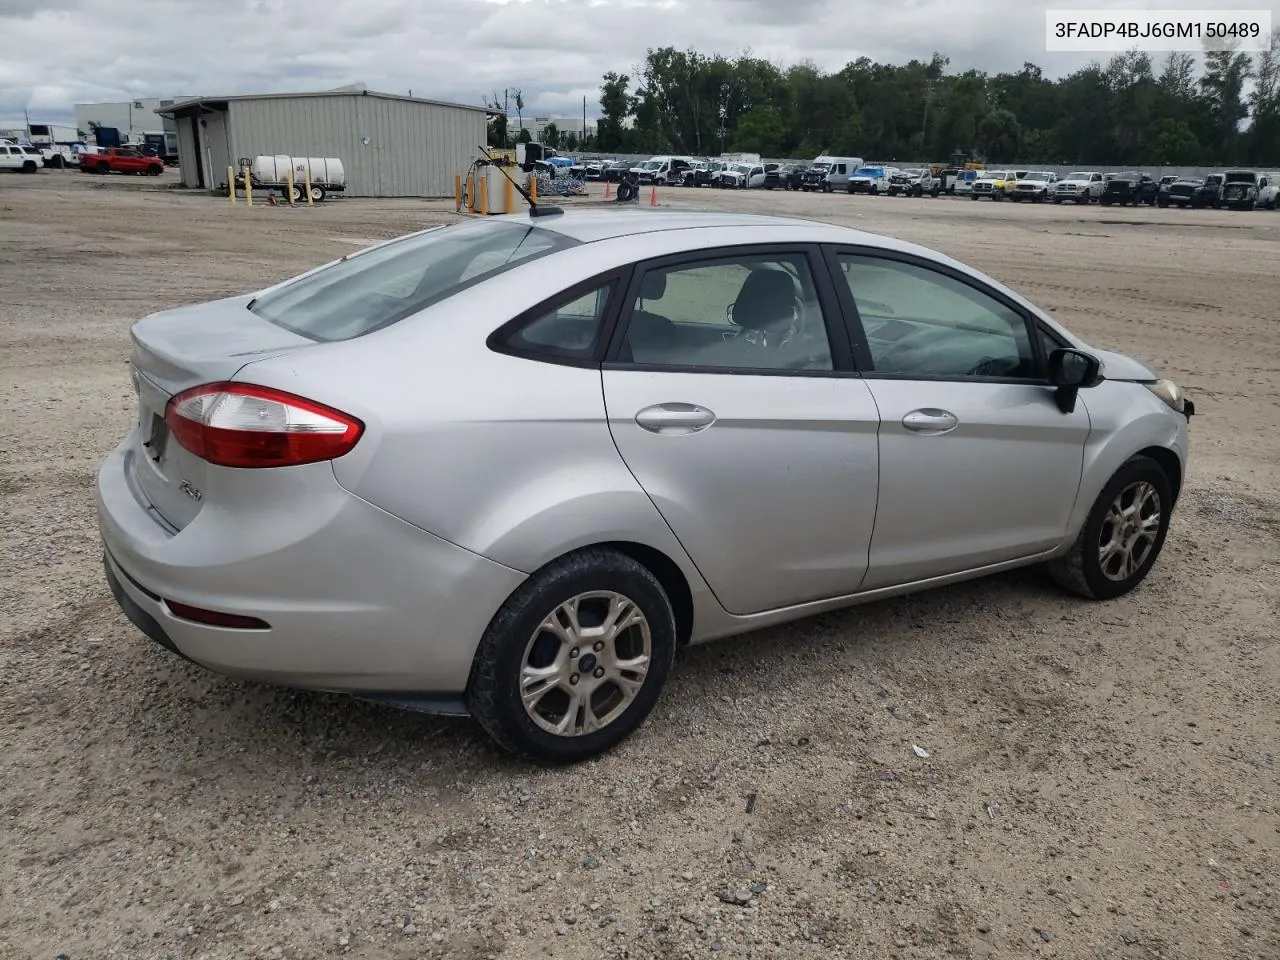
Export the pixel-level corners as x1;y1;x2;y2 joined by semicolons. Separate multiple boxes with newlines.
0;139;41;173
1221;170;1279;210
1052;171;1106;204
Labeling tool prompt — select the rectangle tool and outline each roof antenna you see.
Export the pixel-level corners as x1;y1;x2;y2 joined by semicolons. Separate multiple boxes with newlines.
477;144;564;218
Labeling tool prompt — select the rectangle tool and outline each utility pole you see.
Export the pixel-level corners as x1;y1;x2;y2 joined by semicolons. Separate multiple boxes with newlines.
583;95;587;149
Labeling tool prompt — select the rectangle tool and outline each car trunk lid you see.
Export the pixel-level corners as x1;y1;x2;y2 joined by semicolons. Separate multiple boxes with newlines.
128;295;316;529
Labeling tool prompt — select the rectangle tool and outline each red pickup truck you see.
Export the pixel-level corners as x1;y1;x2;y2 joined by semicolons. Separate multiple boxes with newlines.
81;146;164;177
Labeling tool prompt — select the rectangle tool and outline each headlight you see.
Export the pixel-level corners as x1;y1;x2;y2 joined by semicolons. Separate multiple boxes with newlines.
1144;379;1185;413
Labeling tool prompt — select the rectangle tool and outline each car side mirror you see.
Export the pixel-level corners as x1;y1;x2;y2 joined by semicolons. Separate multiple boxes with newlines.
1048;348;1102;414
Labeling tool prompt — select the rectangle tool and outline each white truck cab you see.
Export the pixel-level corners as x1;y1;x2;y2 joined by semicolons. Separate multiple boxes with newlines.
846;163;892;195
1054;171;1106;204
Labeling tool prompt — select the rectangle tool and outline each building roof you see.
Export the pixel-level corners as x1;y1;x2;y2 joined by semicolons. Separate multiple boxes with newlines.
157;88;495;117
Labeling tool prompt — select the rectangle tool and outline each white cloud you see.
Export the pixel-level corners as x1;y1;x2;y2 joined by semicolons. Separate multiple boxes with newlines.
3;0;1276;125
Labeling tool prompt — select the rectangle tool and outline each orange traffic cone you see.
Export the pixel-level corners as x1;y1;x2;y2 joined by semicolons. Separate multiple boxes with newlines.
649;185;658;207
603;181;612;199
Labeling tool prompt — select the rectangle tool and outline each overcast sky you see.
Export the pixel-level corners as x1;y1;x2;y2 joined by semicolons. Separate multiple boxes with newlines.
1;0;1275;125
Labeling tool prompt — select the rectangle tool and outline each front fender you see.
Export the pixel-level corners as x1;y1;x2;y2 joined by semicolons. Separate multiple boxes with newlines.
1061;381;1189;547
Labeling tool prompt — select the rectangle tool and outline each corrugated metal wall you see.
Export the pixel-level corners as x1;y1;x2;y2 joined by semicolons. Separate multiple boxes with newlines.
227;95;487;197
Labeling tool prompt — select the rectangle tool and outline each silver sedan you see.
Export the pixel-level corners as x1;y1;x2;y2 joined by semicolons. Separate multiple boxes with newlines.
97;210;1194;761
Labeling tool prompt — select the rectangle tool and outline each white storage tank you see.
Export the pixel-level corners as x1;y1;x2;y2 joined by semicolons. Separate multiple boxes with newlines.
250;154;294;183
292;157;345;187
249;155;346;187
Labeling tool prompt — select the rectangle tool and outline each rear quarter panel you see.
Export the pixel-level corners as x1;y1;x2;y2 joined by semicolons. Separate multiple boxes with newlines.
236;239;718;588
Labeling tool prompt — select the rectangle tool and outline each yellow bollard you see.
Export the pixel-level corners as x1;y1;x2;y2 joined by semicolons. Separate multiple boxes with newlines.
304;164;313;206
228;166;237;203
466;173;475;212
454;172;462;213
529;174;537;203
242;165;252;207
286;165;295;206
479;174;489;215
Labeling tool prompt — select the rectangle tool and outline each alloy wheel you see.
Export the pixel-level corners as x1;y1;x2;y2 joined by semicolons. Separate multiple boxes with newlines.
519;591;652;737
1098;481;1162;581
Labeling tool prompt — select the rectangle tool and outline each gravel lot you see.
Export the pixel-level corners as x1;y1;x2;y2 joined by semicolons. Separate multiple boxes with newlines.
2;170;1277;960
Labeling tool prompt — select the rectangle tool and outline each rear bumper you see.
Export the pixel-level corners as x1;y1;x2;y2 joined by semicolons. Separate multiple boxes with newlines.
96;436;527;696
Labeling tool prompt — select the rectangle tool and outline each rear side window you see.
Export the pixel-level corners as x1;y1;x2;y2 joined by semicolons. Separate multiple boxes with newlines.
250;220;577;341
503;281;617;360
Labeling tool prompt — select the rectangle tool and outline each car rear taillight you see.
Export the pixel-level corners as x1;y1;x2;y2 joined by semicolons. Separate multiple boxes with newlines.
165;382;363;469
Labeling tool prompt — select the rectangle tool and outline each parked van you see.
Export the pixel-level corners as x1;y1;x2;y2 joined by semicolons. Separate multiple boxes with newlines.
799;155;862;192
952;169;981;196
820;156;863;192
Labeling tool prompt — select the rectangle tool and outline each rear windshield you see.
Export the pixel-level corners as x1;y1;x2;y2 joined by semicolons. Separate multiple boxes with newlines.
249;219;576;342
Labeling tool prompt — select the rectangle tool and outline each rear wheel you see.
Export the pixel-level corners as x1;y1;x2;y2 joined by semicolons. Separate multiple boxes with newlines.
1048;456;1173;600
307;184;326;202
467;548;677;762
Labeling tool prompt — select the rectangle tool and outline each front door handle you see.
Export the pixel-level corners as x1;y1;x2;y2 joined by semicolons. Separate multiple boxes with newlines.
902;408;959;435
635;403;716;435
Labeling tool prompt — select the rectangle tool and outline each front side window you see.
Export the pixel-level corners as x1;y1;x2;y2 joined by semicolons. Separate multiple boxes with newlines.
836;255;1035;379
250;220;575;341
617;254;834;372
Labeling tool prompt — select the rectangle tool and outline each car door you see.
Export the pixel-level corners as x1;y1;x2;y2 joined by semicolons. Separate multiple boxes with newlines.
825;248;1091;591
601;246;880;616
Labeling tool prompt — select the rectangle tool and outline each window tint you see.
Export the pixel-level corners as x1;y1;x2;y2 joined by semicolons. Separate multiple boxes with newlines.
618;254;833;372
837;255;1035;379
250;220;576;341
505;281;616;359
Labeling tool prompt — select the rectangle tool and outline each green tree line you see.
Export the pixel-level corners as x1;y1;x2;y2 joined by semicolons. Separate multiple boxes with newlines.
552;39;1279;165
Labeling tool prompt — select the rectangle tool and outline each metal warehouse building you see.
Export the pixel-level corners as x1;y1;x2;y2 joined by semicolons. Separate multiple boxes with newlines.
158;86;491;197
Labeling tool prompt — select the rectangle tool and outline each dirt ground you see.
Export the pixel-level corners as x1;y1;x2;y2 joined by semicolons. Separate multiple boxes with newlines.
1;170;1277;960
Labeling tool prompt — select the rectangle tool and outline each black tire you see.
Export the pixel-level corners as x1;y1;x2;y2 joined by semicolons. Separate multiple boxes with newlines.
467;548;677;762
308;184;326;202
22;160;38;173
1048;455;1173;601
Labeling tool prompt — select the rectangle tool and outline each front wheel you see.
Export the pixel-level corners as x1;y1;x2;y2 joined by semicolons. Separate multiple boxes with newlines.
467;548;677;762
1048;456;1173;600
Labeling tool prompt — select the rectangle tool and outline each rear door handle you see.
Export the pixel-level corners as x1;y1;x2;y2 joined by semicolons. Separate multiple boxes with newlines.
635;403;716;435
902;408;959;435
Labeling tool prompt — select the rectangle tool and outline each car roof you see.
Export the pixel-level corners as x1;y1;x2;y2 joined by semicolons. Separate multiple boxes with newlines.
526;209;853;244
